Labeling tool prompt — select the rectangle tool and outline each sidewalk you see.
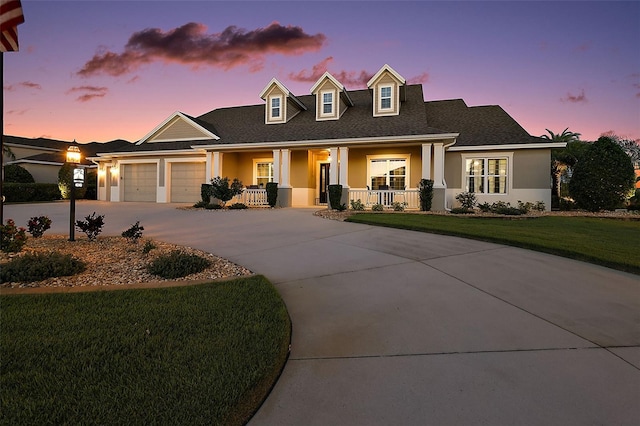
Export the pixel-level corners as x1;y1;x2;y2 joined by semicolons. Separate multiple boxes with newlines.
5;202;639;425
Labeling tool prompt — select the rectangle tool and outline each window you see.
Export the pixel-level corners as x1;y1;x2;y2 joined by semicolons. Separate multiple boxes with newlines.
380;86;392;110
270;97;281;119
369;158;407;190
255;161;274;187
465;158;508;194
322;92;333;115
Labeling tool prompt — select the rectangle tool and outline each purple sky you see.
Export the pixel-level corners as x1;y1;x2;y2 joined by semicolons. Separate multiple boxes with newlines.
3;0;639;143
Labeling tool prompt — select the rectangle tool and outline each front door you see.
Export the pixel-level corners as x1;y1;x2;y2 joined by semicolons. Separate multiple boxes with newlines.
319;163;330;204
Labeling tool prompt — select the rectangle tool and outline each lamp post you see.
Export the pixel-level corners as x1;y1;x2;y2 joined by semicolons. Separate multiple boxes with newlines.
66;144;82;241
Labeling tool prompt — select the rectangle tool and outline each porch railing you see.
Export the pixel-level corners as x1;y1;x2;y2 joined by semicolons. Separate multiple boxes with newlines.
232;189;269;206
349;189;420;209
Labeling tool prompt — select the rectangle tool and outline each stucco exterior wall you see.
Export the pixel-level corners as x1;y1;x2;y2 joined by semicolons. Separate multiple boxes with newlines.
512;149;550;189
347;146;421;188
21;163;60;184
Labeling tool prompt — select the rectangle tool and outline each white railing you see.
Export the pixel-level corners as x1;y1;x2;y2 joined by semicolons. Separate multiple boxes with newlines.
232;189;269;206
348;189;420;209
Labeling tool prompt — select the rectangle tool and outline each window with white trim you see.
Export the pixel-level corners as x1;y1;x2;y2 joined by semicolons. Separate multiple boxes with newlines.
465;158;508;194
270;97;281;119
369;158;407;190
380;86;392;110
255;161;274;187
322;92;333;115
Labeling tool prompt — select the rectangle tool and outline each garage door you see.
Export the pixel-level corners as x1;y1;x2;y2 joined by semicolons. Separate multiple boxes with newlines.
123;163;157;202
170;162;206;203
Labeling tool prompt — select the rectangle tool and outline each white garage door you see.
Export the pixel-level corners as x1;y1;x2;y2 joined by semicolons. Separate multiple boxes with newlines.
170;162;206;203
123;163;157;202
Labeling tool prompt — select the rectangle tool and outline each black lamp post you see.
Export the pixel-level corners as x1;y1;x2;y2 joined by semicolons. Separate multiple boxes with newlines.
66;144;81;241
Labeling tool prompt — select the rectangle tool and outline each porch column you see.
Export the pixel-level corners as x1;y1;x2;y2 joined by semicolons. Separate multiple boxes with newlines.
421;143;432;180
205;151;213;181
339;147;349;188
212;152;223;178
281;149;291;188
272;149;281;183
433;143;445;188
329;147;339;185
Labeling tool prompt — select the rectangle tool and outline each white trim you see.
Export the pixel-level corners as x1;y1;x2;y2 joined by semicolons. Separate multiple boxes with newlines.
136;111;220;145
310;71;345;93
94;149;200;158
253;158;274;186
6;159;63;166
449;142;566;151
379;85;393;110
318;89;337;120
460;152;514;195
259;78;291;99
196;133;460;151
366;153;411;190
366;64;406;87
269;95;284;122
4;144;62;153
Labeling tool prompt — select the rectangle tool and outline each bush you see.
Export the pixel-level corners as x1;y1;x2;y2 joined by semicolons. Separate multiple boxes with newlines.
58;163;87;200
147;250;211;279
533;201;546;212
559;198;577;211
266;182;278;207
455;192;477;210
228;203;248;210
418;179;434;211
0;252;86;283
569;136;635;211
3;164;34;183
201;183;213;204
210;176;243;207
75;212;105;241
27;216;52;238
2;183;61;202
193;200;208;208
371;203;384;211
350;199;365;211
328;184;345;211
450;207;474;214
122;221;144;243
142;240;156;254
205;203;223;210
1;219;27;253
392;201;407;212
478;202;492;213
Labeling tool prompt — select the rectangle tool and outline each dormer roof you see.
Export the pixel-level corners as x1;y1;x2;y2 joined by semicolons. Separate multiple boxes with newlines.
259;78;306;111
366;64;406;87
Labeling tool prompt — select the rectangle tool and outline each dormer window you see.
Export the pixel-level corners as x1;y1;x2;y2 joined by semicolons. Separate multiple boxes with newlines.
271;96;282;119
380;86;392;110
322;91;334;115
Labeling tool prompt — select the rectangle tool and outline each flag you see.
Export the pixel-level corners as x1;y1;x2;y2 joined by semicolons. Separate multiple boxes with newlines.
1;0;25;52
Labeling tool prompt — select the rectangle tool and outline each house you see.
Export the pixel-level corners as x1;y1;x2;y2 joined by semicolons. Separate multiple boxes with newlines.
90;64;564;210
3;135;131;183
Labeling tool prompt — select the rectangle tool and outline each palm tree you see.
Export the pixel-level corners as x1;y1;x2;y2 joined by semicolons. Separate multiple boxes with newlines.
542;128;582;199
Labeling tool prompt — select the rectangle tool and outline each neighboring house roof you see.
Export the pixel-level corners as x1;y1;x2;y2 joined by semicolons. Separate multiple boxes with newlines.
4;136;132;164
4;135;70;151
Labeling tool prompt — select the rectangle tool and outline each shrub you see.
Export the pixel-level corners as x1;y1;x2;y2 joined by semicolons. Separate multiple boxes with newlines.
122;221;144;243
147;250;211;279
266;182;278;207
478;202;492;213
533;201;546;212
455;192;477;210
58;163;87;200
75;212;105;241
569;136;635;211
3;164;34;183
559;198;577;211
84;169;97;200
392;201;407;212
27;216;52;238
1;219;27;253
193;200;208;208
450;207;474;214
201;183;213;204
2;183;61;202
517;201;533;214
350;199;365;211
228;203;248;210
210;176;243;207
142;240;156;254
0;252;86;283
418;179;434;211
371;203;384;211
328;184;344;211
205;203;223;210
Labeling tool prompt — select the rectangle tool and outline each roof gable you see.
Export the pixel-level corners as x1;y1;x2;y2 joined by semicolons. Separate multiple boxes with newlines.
259;78;306;111
367;64;406;88
136;111;220;145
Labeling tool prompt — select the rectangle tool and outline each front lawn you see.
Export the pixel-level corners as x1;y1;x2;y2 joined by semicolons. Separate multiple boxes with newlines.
346;214;640;274
1;276;290;425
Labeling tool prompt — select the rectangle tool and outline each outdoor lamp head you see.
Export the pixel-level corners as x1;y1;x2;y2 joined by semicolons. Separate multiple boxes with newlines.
67;144;81;164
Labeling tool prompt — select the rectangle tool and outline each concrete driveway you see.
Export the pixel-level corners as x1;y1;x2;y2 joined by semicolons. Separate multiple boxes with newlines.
4;201;640;425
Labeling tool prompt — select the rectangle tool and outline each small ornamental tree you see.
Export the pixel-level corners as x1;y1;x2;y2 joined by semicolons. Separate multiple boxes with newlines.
3;164;35;183
569;136;635;212
418;179;434;211
210;176;244;207
58;163;87;199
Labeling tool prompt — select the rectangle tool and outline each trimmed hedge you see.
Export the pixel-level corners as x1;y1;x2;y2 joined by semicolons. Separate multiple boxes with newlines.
3;164;35;183
3;183;61;202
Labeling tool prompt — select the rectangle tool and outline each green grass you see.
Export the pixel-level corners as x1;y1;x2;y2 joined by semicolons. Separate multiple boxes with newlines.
1;276;290;425
346;214;640;274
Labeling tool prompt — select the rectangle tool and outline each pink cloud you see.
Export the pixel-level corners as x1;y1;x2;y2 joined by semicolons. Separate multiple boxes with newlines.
3;81;42;91
407;72;429;84
78;22;326;77
561;89;587;103
575;42;592;52
66;86;108;102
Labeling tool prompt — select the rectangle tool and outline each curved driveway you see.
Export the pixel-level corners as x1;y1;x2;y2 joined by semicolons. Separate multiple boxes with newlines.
5;201;640;425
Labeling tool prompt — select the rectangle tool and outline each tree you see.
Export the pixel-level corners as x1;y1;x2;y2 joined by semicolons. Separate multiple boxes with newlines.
568;136;635;211
542;128;584;199
3;164;34;183
210;176;243;207
600;131;640;168
541;127;582;142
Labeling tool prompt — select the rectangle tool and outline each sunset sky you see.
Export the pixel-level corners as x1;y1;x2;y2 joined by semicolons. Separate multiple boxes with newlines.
3;0;639;144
